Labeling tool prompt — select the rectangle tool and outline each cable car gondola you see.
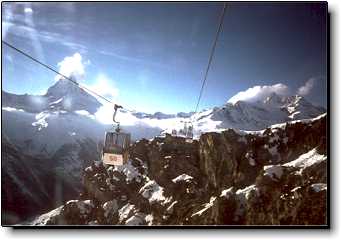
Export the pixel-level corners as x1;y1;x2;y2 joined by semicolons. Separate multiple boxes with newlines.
184;121;193;143
186;122;193;139
102;104;131;166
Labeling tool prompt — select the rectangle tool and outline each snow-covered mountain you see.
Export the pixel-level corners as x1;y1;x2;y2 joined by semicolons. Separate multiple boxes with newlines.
2;79;326;143
1;79;326;224
206;92;325;131
1;79;326;160
2;78;101;114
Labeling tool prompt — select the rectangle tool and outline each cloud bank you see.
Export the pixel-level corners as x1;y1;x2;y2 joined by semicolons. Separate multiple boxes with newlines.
24;7;33;14
228;83;290;104
55;53;88;82
84;73;119;102
297;78;315;96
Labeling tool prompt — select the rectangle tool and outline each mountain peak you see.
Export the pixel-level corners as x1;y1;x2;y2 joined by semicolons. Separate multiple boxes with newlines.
46;79;81;98
263;92;284;105
45;79;101;114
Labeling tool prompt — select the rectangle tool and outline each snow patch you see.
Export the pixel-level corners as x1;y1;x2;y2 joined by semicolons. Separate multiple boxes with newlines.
220;187;234;198
139;180;166;204
125;213;145;225
113;160;142;183
263;165;283;180
118;203;135;223
269;134;280;143
2;107;25;112
103;200;118;218
191;196;217;217
166;201;178;214
31;206;63;225
245;152;256;166
283;148;327;174
311;183;327;192
236;184;258;200
291;186;301;192
32;111;50;131
145;214;154;225
172;174;193;183
66;200;94;216
49;98;63;105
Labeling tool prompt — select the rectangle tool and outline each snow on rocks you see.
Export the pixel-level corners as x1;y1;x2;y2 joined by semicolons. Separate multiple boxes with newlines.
66;199;94;216
236;184;259;201
31;206;63;225
125;213;146;225
283;148;326;174
172;174;193;183
113;160;142;183
166;201;178;214
103;200;119;218
144;214;154;225
139;180;166;204
118;203;136;223
191;196;217;217
49;97;63;105
270;113;326;131
290;186;302;193
233;184;259;221
311;183;327;192
245;152;256;166
32;111;50;131
269;133;280;143
263;165;283;180
2;107;25;112
220;187;234;198
88;220;99;225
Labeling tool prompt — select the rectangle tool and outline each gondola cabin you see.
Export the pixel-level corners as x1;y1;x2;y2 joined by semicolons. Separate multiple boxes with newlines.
102;131;131;165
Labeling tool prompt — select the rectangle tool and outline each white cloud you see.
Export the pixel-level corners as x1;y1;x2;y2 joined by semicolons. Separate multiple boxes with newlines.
94;103;137;125
297;78;315;96
55;53;87;82
24;7;33;14
228;83;290;104
84;73;119;103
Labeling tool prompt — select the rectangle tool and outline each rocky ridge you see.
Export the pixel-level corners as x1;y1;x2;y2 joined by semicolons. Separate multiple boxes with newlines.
30;114;327;226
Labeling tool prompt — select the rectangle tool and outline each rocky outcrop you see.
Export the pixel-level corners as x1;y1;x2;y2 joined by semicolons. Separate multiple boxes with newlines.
30;114;327;226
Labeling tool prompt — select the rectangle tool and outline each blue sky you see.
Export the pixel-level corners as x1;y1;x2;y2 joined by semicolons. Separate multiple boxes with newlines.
2;2;327;113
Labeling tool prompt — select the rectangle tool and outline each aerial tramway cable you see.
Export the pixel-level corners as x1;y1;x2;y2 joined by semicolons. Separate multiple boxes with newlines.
180;3;227;139
3;2;227;114
194;2;227;113
2;40;133;166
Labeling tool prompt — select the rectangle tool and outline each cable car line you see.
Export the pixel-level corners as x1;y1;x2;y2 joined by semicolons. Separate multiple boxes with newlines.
194;2;227;113
3;3;227;145
2;40;132;166
2;40;114;105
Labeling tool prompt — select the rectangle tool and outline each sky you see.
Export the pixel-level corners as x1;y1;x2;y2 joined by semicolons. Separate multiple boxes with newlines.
2;2;328;113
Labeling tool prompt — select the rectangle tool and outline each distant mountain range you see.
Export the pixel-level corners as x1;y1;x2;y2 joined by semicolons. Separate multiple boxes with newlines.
1;79;326;224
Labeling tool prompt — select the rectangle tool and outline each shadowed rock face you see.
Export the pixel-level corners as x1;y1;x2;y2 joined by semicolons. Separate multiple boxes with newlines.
1;136;100;225
29;114;327;226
